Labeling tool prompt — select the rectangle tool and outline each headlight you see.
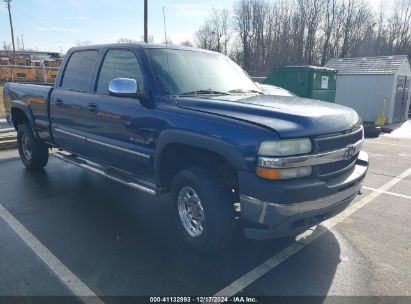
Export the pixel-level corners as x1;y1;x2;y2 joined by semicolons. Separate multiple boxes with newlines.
256;166;312;180
258;138;312;156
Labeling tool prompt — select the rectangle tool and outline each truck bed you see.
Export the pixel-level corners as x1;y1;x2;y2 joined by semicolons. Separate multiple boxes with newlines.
3;82;53;141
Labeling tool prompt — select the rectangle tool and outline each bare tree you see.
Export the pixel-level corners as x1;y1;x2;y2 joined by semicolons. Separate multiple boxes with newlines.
15;35;21;51
388;0;411;54
210;8;229;53
2;41;12;51
321;0;337;65
195;24;216;50
233;0;254;70
194;0;411;74
75;40;92;46
180;40;194;47
195;8;231;54
161;38;174;45
296;0;325;64
339;0;372;57
118;38;137;43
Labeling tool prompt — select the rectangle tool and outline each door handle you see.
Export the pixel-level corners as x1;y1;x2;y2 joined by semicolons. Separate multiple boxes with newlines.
87;103;98;113
55;98;63;105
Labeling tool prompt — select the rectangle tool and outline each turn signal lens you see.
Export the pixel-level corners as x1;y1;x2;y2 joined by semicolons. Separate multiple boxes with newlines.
256;166;312;180
256;167;281;180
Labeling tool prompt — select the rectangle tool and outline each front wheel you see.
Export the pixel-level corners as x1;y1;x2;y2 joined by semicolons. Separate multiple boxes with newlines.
17;123;49;171
172;167;236;253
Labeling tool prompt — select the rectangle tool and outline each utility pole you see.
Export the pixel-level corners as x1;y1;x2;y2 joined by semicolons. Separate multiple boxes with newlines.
4;0;16;59
4;0;16;60
144;0;148;42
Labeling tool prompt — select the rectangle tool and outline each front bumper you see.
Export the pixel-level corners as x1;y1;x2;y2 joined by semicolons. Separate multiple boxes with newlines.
240;151;369;240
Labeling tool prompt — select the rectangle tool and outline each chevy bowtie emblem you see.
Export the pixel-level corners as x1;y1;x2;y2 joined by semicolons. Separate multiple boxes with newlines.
344;145;356;160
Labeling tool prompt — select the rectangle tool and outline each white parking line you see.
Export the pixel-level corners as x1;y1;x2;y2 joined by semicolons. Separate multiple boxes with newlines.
363;186;411;201
0;204;104;304
366;141;411;148
214;167;411;297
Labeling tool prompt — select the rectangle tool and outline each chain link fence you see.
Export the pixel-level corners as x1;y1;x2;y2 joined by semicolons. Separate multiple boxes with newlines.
0;82;5;119
0;65;59;84
0;61;61;119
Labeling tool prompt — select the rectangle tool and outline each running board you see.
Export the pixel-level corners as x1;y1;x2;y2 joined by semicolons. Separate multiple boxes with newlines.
52;152;164;196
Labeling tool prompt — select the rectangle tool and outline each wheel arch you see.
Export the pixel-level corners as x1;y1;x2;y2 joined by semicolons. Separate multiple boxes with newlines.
10;102;35;131
155;130;247;188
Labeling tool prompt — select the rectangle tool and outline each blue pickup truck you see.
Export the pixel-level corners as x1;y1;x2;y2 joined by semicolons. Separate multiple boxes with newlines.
3;44;368;252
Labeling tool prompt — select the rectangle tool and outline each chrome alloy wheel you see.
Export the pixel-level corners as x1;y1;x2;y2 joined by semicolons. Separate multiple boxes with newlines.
178;186;205;237
21;133;32;161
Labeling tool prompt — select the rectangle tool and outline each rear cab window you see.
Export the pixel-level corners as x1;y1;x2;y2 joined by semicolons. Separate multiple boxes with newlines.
61;50;99;92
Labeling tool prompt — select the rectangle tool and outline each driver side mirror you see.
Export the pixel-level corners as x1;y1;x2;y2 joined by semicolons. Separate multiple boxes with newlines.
109;78;147;99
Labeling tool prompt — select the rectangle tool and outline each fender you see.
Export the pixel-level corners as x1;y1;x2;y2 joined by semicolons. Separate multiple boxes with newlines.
154;129;248;184
9;100;38;137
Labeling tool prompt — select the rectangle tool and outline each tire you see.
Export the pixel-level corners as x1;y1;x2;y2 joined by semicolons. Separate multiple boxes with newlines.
364;126;381;138
17;123;49;171
172;167;237;253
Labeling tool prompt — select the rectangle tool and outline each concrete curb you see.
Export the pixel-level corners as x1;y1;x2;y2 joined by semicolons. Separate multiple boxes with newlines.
0;128;14;134
0;119;13;134
0;140;17;150
0;132;17;150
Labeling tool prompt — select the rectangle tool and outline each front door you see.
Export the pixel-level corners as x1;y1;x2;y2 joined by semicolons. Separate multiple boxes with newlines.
393;76;409;123
83;49;157;182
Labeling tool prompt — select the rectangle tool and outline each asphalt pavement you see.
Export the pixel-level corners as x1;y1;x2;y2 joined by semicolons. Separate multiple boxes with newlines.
0;126;410;303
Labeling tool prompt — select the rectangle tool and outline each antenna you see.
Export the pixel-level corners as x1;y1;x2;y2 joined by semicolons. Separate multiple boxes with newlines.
162;6;168;45
144;0;148;43
163;6;171;94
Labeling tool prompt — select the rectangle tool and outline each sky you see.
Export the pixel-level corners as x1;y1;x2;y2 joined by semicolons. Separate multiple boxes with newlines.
0;0;384;53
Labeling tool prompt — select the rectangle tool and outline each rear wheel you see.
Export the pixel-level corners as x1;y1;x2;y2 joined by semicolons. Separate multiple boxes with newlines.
172;167;236;253
17;123;49;171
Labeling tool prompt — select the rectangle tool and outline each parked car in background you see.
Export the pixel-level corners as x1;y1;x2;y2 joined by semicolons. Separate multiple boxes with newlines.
3;44;368;253
257;83;295;97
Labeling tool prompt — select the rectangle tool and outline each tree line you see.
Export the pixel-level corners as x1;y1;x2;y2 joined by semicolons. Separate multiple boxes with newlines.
194;0;411;76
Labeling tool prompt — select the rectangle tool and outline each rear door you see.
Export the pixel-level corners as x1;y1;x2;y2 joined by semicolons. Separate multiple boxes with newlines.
84;48;156;181
393;76;409;123
50;50;99;156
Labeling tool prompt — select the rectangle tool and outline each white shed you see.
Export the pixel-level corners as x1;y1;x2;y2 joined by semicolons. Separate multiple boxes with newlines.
325;55;411;124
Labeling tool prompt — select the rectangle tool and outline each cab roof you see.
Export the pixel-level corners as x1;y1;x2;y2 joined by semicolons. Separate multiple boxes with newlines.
68;43;217;55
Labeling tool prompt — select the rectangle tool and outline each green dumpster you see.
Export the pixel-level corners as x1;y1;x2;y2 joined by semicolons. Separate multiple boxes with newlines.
263;66;337;103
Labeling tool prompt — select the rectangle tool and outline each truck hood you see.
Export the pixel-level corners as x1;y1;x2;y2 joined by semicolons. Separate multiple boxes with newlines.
175;95;360;138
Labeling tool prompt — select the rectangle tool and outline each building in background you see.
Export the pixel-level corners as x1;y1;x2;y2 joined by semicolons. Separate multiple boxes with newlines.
326;55;411;124
0;50;62;63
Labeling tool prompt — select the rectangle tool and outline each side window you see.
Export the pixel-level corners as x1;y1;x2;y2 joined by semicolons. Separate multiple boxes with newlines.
61;50;98;91
96;50;144;94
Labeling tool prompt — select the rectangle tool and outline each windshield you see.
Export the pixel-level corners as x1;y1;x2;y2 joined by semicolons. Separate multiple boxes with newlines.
146;48;262;96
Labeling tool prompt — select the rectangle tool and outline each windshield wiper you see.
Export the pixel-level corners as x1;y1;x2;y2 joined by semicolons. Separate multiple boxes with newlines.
228;89;263;94
179;89;231;96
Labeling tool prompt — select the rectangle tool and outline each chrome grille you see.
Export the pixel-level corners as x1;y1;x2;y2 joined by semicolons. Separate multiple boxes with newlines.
315;127;364;177
316;128;363;153
318;154;358;177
